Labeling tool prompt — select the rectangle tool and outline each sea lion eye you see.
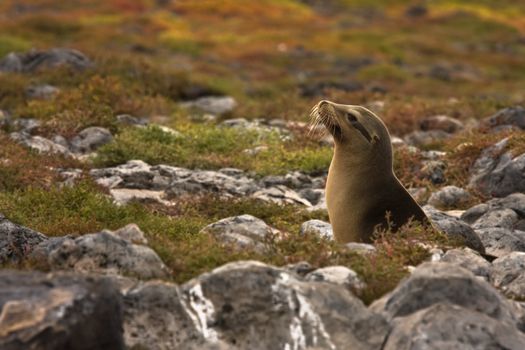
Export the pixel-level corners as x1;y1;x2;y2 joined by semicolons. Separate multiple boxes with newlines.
346;113;357;122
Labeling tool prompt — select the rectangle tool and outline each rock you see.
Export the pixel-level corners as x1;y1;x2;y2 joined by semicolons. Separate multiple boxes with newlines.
345;242;377;254
0;214;48;264
469;138;525;197
10;118;41;133
25;84;60;100
10;132;71;156
462;193;525;225
404;130;450;147
383;303;525;350
440;248;491;279
116;114;147;126
423;206;485;254
370;262;521;328
31;231;169;279
475;228;525;257
299;219;333;240
0;270;124;350
110;188;170;206
420;160;446;184
200;215;279;251
181;96;237;115
427;185;472;209
420;115;464;133
123;280;206;350
70;127;113;153
297;188;324;205
472;208;518;230
484;106;525;130
490;252;525;299
181;260;389;349
105;223;148;245
404;4;428;18
305;266;365;291
0;48;93;73
252;185;312;206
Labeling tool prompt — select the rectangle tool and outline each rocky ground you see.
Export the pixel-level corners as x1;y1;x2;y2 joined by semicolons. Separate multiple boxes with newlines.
1;1;525;349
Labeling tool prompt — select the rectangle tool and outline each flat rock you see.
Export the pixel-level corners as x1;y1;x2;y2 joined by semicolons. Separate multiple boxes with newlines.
0;214;47;264
483;106;525;130
475;228;525;257
427;185;472;209
305;266;365;291
0;48;93;73
490;252;525;299
104;223;148;245
439;248;491;279
0;270;124;350
70;126;113;153
424;206;485;254
10;132;71;156
31;231;169;279
181;96;237;115
25;84;60;100
370;262;521;328
404;130;450;147
181;260;389;350
110;188;170;206
299;219;333;240
383;303;525;350
252;185;312;206
200;215;279;251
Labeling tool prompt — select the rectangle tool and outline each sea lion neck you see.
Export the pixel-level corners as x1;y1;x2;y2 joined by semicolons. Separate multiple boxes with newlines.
332;142;393;174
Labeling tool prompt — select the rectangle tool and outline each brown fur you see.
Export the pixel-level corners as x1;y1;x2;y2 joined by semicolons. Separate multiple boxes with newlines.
311;100;428;243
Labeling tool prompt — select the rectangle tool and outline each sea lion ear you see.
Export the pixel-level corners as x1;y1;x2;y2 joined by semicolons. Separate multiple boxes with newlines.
371;135;380;144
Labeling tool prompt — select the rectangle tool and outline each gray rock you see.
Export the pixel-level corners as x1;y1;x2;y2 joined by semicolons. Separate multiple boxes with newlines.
0;214;47;264
440;248;491;279
25;84;60;100
424;206;485;254
70;127;113;153
345;242;377;254
200;215;279;251
484;106;525;130
298;188;324;205
305;266;365;291
105;223;148;245
476;228;525;257
0;48;93;73
469;138;525;197
110;188;170;206
462;192;525;224
490;252;525;299
10;132;71;155
0;270;124;350
427;185;472;209
116;114;147;126
383;303;525;350
370;262;521;328
181;96;237;115
123;280;207;350
252;185;312;206
420;115;464;133
181;260;389;349
300;219;333;240
472;208;518;230
31;231;169;279
404;130;451;147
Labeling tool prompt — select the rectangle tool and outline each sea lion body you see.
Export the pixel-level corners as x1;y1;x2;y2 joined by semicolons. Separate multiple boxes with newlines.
311;100;428;243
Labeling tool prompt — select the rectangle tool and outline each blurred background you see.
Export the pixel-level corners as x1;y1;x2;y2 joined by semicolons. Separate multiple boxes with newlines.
1;0;524;137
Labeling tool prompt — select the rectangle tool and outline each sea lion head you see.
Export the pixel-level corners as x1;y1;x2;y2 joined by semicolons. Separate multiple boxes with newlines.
310;100;393;168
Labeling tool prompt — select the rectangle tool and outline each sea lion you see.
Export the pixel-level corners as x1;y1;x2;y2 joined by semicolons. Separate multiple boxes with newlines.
310;100;428;243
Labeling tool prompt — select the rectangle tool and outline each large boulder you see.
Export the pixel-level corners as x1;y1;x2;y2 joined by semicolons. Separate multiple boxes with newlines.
0;270;124;350
181;260;389;350
383;303;525;350
490;252;525;299
31;231;169;279
370;262;522;329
